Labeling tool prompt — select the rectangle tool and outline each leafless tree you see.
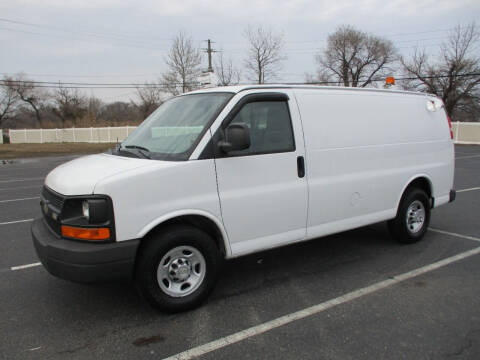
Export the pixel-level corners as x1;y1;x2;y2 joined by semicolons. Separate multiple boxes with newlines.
10;74;47;126
160;72;183;97
244;26;285;84
85;96;103;124
314;25;396;87
51;84;87;127
214;51;241;86
0;76;19;126
161;31;202;95
133;84;164;119
101;101;136;125
400;23;480;119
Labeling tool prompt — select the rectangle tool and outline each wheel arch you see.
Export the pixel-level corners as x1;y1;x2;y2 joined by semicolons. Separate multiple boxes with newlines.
136;210;231;258
395;175;434;214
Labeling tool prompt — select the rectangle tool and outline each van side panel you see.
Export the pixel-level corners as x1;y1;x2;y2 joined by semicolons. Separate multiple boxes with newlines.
293;89;454;239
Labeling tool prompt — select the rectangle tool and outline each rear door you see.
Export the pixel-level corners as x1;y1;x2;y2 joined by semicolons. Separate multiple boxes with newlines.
212;91;308;256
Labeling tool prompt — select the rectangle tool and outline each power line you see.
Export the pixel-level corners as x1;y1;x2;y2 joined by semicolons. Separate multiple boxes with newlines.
1;17;471;59
0;85;153;89
287;73;480;85
394;36;453;44
384;25;478;38
222;25;478;45
397;43;444;50
0;80;222;89
222;43;445;55
1;72;162;78
2;16;473;50
1;73;478;89
0;26;169;52
0;80;167;86
0;17;173;43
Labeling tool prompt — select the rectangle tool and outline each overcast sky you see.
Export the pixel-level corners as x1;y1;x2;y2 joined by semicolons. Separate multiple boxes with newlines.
1;0;479;102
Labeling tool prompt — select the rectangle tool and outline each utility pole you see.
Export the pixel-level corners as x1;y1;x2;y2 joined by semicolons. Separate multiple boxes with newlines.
203;39;217;73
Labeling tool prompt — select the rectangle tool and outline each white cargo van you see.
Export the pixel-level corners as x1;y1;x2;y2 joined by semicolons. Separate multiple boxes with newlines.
32;85;456;312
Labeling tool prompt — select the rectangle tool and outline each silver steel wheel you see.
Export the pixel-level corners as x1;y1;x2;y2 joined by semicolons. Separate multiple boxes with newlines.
406;200;426;234
157;246;206;298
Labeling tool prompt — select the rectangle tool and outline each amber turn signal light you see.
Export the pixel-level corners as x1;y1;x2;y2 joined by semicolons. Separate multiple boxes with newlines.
61;225;110;241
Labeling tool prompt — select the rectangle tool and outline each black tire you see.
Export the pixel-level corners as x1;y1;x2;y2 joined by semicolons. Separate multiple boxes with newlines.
135;225;221;312
388;188;431;244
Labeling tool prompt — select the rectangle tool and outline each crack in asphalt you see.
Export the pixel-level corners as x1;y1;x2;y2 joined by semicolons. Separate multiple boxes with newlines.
444;328;480;358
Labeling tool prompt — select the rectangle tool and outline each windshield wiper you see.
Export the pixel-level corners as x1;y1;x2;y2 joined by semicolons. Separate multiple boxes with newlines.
123;145;151;159
124;145;150;152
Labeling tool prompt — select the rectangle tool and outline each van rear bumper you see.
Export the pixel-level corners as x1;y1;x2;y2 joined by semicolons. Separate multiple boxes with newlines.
32;218;139;283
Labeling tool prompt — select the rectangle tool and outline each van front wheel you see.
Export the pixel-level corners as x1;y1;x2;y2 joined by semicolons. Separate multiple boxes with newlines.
388;188;431;244
135;225;221;312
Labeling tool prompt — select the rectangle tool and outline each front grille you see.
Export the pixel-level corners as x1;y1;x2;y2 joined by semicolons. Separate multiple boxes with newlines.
41;186;65;236
44;213;61;235
41;186;64;211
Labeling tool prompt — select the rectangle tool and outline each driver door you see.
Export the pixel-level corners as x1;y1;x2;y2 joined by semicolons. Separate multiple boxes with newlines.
213;91;308;256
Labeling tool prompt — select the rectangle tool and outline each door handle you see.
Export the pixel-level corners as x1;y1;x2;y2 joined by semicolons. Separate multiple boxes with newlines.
297;156;305;178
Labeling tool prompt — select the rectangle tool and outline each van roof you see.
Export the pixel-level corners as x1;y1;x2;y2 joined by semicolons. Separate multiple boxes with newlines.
188;84;430;97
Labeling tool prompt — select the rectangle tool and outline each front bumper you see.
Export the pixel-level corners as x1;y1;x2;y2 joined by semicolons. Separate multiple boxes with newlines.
32;218;140;283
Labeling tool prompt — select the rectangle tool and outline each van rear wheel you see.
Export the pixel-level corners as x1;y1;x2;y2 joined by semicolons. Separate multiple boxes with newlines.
135;225;221;312
388;188;430;244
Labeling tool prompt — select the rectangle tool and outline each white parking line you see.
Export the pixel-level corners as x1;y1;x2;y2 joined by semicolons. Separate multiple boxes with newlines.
27;346;42;351
0;177;43;184
0;196;40;203
11;263;41;271
430;228;480;242
0;219;34;226
455;154;480;160
457;186;480;193
163;245;480;360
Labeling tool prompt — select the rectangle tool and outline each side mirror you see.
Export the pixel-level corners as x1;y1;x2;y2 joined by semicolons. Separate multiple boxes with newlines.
218;123;251;153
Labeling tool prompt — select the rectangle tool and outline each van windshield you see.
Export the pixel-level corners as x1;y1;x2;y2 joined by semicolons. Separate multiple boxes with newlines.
116;92;233;160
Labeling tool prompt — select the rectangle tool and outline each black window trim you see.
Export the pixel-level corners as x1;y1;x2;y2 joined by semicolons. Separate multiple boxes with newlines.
199;92;296;159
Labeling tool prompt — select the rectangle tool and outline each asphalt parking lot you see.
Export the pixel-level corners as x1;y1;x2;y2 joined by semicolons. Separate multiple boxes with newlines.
1;146;479;360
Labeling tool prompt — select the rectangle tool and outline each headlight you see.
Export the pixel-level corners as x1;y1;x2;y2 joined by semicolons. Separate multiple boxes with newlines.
64;198;109;224
60;197;114;242
82;200;90;220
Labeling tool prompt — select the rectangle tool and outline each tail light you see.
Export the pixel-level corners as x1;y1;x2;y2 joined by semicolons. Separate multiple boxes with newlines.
447;116;454;140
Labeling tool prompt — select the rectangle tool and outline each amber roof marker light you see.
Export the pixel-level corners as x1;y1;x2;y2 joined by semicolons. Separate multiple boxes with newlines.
385;77;395;86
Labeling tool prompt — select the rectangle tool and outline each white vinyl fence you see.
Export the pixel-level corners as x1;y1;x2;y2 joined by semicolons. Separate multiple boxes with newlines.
8;126;137;144
4;122;480;145
0;129;3;144
451;122;480;145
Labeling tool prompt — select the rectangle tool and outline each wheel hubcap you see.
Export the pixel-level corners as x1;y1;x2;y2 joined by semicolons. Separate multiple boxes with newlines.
157;246;206;297
406;200;426;233
169;258;191;282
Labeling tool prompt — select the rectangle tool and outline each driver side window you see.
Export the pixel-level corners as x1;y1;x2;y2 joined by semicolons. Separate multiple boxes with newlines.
229;101;295;156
